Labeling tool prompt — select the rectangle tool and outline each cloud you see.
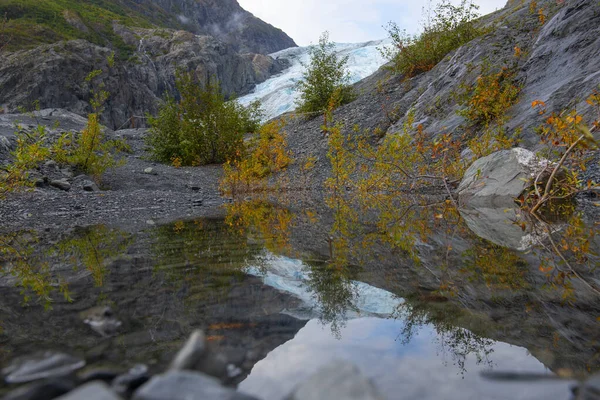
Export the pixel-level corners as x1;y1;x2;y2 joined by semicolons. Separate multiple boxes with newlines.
238;0;507;46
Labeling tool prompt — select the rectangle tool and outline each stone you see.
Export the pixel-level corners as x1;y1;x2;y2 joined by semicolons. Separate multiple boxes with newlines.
44;160;59;171
79;369;120;384
3;352;85;384
132;371;258;400
459;206;550;251
50;179;71;191
56;382;121;400
26;171;46;187
3;378;76;400
112;365;150;397
83;180;100;192
143;168;155;175
60;167;74;179
169;330;207;371
458;148;551;209
284;360;384;400
81;306;122;338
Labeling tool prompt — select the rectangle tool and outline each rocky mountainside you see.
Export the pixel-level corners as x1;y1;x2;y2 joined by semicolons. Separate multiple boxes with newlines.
0;0;296;54
0;0;296;129
133;0;297;54
281;0;600;171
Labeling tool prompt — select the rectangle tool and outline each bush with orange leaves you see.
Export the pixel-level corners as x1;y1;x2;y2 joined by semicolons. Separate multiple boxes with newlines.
221;120;293;195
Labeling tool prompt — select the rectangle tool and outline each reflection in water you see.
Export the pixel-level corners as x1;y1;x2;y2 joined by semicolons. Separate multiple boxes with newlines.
0;226;131;308
0;190;598;398
224;187;599;379
240;318;572;400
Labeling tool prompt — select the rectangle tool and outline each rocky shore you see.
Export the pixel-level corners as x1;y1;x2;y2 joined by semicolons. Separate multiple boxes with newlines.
2;330;384;400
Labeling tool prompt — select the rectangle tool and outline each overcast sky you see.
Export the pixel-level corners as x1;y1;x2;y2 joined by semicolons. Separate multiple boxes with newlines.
238;0;507;46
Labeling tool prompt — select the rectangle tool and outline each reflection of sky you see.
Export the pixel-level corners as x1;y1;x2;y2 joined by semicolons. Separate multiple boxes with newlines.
239;318;572;400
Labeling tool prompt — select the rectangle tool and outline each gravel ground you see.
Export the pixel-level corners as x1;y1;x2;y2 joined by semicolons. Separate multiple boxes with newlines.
0;128;228;233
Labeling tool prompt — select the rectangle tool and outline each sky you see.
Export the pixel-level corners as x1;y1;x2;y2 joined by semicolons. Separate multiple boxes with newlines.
238;0;508;46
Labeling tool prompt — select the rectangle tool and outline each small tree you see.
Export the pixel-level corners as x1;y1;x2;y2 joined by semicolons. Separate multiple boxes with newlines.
147;72;262;166
296;32;354;115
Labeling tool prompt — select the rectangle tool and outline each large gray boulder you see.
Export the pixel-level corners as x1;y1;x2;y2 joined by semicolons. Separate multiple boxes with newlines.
458;148;551;209
284;360;384;400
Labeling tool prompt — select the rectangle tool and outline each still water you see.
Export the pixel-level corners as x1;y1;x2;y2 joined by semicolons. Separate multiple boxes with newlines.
0;200;597;399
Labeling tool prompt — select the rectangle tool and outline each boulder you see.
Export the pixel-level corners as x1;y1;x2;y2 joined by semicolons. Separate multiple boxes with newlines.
56;382;121;400
284;360;384;400
458;148;551;209
460;206;547;251
132;371;257;400
50;179;72;191
2;351;85;384
3;378;76;400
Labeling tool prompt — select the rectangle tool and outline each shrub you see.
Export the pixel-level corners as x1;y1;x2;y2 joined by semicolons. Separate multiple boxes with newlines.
64;113;124;180
147;72;262;166
221;120;292;195
296;32;355;115
458;65;521;127
382;0;482;78
0;125;51;197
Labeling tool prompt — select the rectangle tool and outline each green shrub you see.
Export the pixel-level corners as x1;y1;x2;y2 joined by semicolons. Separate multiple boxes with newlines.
64;113;124;179
147;72;262;166
382;0;482;78
296;32;355;115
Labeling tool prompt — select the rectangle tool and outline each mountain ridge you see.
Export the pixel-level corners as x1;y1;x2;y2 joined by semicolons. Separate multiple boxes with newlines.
0;0;296;55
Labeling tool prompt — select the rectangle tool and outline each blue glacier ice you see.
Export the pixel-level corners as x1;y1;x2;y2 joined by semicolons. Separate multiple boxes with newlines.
238;40;391;121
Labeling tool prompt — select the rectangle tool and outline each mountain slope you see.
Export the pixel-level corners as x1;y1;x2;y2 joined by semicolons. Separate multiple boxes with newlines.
0;0;296;55
280;0;600;187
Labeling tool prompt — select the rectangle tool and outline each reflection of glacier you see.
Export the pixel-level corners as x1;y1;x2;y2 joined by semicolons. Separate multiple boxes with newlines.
238;40;391;121
245;253;403;319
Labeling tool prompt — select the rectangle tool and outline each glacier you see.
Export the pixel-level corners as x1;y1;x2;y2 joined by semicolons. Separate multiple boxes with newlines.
238;40;391;121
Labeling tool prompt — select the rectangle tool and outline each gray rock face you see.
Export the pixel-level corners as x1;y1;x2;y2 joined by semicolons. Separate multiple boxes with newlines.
56;382;121;400
457;148;550;208
282;0;600;186
285;360;384;400
0;29;289;130
135;0;297;54
132;371;258;400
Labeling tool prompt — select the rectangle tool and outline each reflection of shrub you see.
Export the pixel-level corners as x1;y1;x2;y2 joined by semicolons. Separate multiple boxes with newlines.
382;0;482;78
147;72;262;166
